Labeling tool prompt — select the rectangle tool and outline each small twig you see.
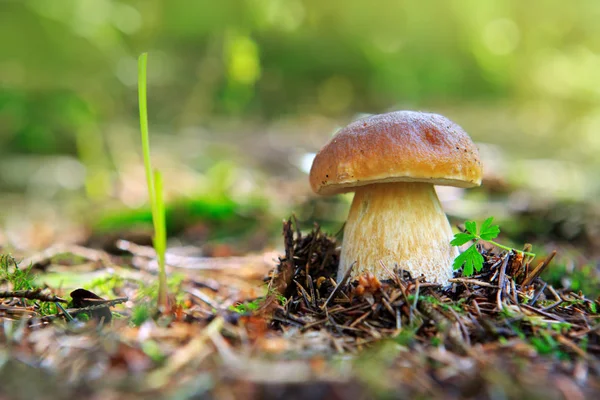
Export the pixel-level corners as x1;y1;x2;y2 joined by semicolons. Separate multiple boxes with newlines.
349;311;371;328
496;254;510;310
327;314;343;335
321;262;354;310
448;306;471;347
510;279;521;309
381;296;396;319
304;224;319;287
272;314;306;328
471;299;482;318
0;289;67;303
498;253;509;295
38;297;129;322
294;280;313;309
307;275;317;308
530;281;547;306
319;247;333;271
186;288;220;310
395;308;402;330
546;285;563;302
73;297;129;309
521;304;566;323
448;278;497;288
379;260;401;287
410;279;421;313
522;251;557;287
541;299;564;312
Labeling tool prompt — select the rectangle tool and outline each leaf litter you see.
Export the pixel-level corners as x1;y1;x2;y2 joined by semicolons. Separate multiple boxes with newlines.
0;219;599;399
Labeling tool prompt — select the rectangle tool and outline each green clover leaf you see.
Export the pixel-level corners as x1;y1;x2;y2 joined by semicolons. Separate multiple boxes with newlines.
479;217;500;241
450;217;534;277
450;232;476;247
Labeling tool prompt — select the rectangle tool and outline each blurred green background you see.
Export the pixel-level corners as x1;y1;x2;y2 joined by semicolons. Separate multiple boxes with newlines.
1;0;600;254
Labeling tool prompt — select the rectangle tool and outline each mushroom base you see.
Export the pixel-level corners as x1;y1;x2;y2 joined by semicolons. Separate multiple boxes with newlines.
338;182;458;284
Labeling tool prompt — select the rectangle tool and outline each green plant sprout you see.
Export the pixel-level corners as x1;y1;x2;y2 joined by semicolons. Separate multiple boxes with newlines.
229;292;287;314
451;217;536;276
0;255;58;316
1;255;34;291
138;53;169;312
229;300;262;314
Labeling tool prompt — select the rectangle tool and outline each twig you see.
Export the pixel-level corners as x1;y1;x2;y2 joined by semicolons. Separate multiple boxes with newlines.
448;306;471;347
349;311;371;328
321;262;354;310
530;282;547;306
521;251;557;287
304;224;319;286
448;278;497;288
379;260;401;287
521;304;566;323
496;254;510;310
294;280;313;309
411;279;421;312
0;289;67;303
186;288;220;310
37;297;129;322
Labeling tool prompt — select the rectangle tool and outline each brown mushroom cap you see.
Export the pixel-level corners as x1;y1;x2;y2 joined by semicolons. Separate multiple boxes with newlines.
309;111;483;195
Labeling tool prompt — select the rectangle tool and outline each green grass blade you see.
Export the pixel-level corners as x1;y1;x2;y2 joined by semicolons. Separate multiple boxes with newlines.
138;53;157;230
153;169;169;310
138;52;170;312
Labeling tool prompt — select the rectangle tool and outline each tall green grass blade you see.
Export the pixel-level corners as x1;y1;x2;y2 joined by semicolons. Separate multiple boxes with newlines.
138;53;157;230
138;52;169;311
153;169;168;310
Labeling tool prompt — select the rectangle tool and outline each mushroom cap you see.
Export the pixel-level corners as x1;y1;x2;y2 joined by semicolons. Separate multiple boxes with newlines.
309;111;483;195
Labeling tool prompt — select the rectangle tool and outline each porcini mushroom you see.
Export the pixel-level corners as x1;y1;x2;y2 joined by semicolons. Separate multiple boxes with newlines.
309;111;482;284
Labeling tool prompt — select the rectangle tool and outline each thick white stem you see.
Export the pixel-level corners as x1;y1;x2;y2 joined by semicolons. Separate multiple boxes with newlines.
338;182;457;284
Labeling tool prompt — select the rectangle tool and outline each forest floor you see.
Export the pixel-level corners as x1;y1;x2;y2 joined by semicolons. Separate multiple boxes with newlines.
1;209;599;400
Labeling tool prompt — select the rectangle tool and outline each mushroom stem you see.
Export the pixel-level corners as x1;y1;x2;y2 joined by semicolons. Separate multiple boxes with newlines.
338;182;458;284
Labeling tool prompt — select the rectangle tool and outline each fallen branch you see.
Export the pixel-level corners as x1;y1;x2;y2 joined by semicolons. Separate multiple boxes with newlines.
0;289;67;303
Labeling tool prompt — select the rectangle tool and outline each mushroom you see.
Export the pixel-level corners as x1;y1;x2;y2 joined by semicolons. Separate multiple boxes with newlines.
309;111;482;284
